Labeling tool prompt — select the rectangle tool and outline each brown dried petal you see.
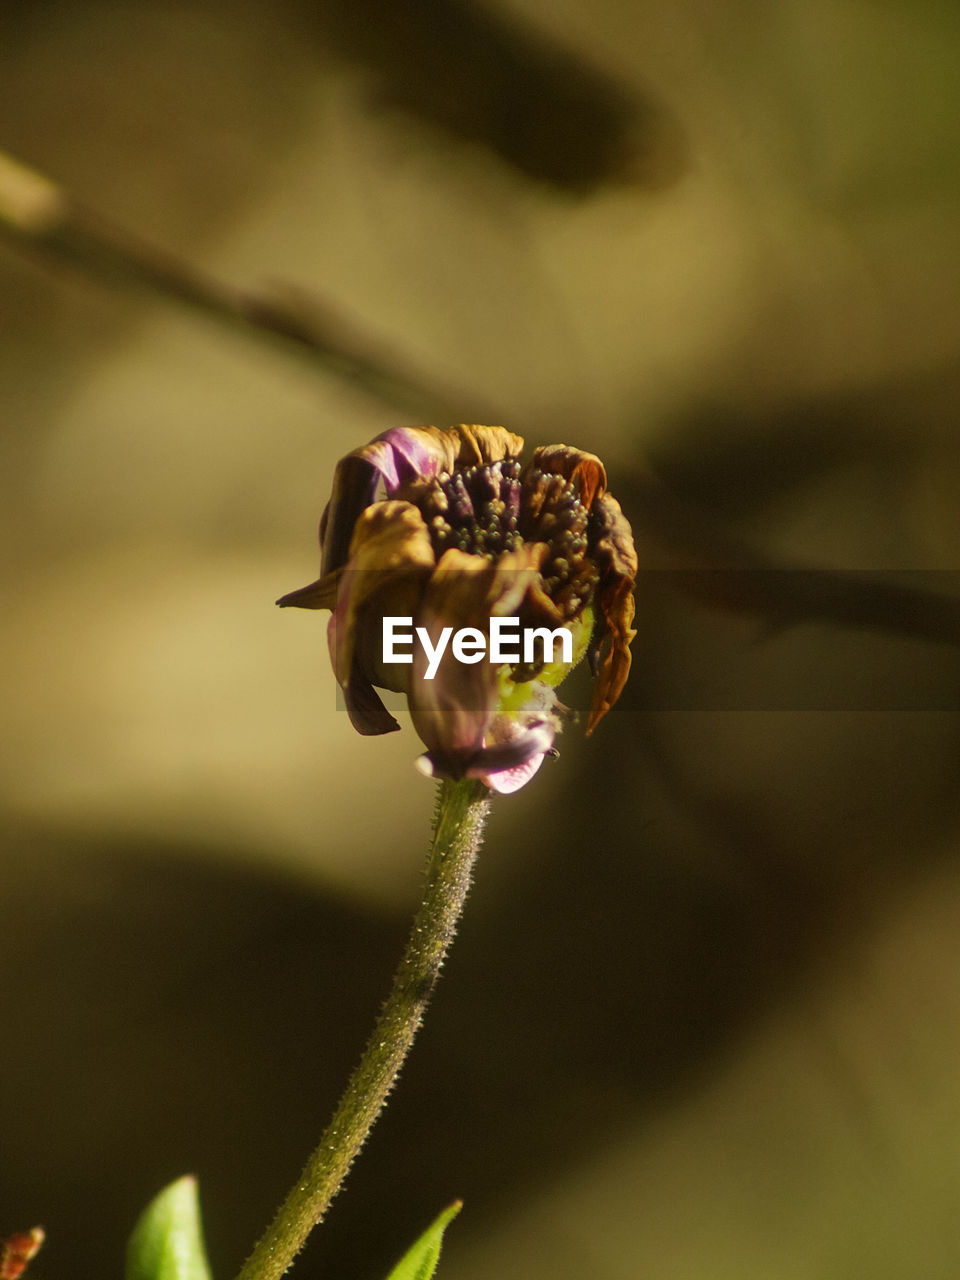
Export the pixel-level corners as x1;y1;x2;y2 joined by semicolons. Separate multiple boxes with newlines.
320;426;460;574
327;500;435;734
529;443;607;510
586;491;639;734
340;669;405;737
409;543;560;778
331;499;435;681
487;541;552;615
408;549;503;767
452;424;524;470
276;571;340;610
320;425;523;575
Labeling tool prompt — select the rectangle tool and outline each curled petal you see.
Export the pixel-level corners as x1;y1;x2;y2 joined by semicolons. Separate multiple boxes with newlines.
276;572;340;610
417;721;554;792
329;500;435;734
469;719;556;794
487;542;551;616
452;424;524;470
321;425;523;575
529;444;607;510
330;500;434;683
406;541;547;772
341;670;404;737
479;751;546;794
321;427;459;574
586;492;639;734
407;550;503;768
411;548;564;786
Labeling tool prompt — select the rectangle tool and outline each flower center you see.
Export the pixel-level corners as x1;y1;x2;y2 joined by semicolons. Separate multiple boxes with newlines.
417;459;524;561
409;460;600;641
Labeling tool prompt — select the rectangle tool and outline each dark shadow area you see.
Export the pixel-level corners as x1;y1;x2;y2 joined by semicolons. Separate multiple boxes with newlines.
0;826;404;1276
3;727;955;1280
642;362;960;524
0;0;687;198
304;0;687;193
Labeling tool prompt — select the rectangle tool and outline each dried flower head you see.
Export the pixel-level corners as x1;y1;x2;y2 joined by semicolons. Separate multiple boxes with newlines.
278;425;637;792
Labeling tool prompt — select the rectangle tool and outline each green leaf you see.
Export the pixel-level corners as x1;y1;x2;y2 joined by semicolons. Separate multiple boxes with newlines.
383;1202;462;1280
125;1176;214;1280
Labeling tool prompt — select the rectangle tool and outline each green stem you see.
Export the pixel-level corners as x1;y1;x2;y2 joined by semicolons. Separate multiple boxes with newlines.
234;777;491;1280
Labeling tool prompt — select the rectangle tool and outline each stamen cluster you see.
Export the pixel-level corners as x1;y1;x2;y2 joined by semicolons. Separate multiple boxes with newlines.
413;460;524;561
518;466;599;624
412;461;599;629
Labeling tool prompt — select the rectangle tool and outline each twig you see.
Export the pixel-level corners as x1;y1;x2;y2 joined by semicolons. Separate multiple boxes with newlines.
3;149;957;655
0;148;489;421
627;470;960;652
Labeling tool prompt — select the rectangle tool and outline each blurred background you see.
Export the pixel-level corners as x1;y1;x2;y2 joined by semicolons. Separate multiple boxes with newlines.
2;0;960;1276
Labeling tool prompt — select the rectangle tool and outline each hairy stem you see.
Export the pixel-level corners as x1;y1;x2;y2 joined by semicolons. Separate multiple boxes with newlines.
234;777;491;1280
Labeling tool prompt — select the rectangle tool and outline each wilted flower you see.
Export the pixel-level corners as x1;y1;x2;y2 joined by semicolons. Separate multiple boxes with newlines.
278;425;637;793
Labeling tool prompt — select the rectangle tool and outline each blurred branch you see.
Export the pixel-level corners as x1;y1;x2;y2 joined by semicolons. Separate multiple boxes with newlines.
2;151;957;655
311;0;685;192
0;148;490;422
628;470;960;651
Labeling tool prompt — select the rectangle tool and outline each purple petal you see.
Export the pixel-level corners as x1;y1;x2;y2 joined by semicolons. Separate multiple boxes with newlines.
374;427;451;489
416;719;556;790
467;721;556;793
480;752;547;794
321;428;456;575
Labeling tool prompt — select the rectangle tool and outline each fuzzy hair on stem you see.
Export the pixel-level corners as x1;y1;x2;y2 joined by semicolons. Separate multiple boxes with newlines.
234;777;490;1280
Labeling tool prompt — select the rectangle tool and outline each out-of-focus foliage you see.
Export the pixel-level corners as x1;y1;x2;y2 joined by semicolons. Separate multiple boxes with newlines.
125;1178;213;1280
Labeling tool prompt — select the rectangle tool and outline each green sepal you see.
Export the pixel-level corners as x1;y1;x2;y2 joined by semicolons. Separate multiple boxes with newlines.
125;1176;214;1280
383;1201;462;1280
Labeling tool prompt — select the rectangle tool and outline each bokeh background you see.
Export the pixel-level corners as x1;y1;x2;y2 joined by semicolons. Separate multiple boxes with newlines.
2;0;960;1276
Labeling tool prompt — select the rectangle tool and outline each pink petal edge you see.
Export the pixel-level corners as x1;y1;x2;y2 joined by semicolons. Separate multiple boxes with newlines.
477;751;547;794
